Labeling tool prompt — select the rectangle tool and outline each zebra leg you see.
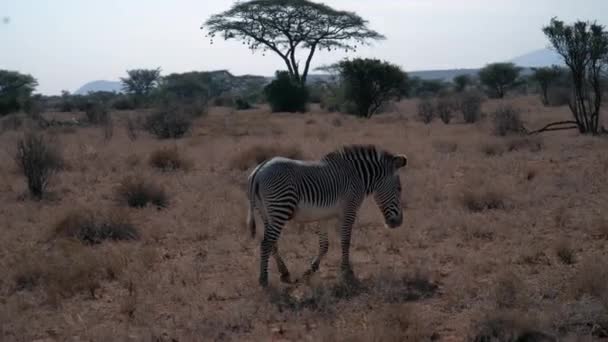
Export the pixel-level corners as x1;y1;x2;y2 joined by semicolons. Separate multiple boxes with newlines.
303;225;329;279
259;221;284;287
339;207;359;283
272;244;292;284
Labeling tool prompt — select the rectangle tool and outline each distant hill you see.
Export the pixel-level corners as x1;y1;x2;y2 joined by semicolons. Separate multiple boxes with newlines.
509;48;564;68
74;80;122;95
74;48;565;94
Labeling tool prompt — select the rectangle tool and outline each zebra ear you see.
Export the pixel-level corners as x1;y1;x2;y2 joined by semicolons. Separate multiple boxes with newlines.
393;155;408;169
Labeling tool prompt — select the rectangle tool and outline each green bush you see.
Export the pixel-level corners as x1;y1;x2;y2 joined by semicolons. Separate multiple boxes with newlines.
264;71;308;113
0;70;38;116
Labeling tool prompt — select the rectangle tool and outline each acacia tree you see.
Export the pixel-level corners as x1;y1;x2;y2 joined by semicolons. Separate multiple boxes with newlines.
453;74;472;92
537;17;608;135
335;58;406;118
0;70;38;115
531;66;564;106
120;68;161;105
202;0;384;85
478;63;522;98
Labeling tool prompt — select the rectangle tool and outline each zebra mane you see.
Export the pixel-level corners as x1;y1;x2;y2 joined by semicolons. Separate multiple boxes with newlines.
321;145;392;163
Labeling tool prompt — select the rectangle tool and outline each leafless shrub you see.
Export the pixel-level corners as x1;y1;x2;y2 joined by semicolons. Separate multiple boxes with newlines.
53;209;139;245
144;108;192;139
458;91;484;123
148;147;192;172
15;131;63;199
417;97;435;124
1;113;25;132
493;105;526;136
547;86;571;107
230;145;303;171
436;96;457;124
505;136;543;152
366;304;435;342
103;112;114;141
331;117;342;127
115;176;168;208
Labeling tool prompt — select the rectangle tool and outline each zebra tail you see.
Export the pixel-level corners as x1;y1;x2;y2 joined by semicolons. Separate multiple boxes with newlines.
247;160;268;239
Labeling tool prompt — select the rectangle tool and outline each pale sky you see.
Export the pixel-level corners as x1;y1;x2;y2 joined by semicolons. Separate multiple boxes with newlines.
1;0;607;95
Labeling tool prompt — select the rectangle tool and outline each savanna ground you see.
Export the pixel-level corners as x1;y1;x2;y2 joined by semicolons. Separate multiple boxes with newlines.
1;96;608;341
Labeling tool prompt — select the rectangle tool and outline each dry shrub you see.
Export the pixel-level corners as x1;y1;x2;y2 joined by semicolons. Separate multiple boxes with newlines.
547;86;571;107
1;113;25;132
554;238;576;265
493;105;526;136
481;142;506;156
417;97;435;124
458;91;484;123
592;217;608;240
331;117;343;127
436;96;457;124
462;186;507;212
230;144;303;171
53;209;139;244
115;176;168;208
15;131;63;199
144;108;192;139
505;136;543;152
470;310;555;342
366;304;435;342
372;269;439;303
148;147;192;172
572;256;608;300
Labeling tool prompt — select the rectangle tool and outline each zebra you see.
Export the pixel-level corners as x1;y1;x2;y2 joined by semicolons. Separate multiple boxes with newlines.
246;145;408;287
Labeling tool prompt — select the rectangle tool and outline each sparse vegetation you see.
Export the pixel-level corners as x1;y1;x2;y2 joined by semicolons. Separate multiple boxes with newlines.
462;186;507;212
15;131;63;199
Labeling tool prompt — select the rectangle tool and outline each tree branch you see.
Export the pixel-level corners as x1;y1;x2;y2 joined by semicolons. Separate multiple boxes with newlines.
528;121;580;134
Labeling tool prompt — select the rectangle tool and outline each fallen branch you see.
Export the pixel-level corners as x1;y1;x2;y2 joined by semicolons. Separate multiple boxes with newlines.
528;121;579;135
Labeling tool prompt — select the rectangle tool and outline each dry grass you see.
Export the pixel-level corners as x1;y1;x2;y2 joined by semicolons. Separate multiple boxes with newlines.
1;96;606;340
230;144;304;170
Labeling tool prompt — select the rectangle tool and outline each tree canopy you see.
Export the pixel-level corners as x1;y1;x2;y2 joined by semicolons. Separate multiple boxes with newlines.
478;63;521;99
120;68;161;97
203;0;384;85
0;70;38;116
335;58;406;118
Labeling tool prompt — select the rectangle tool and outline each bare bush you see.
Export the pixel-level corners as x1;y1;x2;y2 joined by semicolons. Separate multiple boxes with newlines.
115;176;168;208
505;136;543;152
436;96;457;124
470;310;554;342
572;256;608;300
148;147;192;171
547;86;571;107
458;91;484;123
230;145;303;171
15;131;63;199
493;105;526;136
417;97;435;124
53;209;139;244
480;142;505;157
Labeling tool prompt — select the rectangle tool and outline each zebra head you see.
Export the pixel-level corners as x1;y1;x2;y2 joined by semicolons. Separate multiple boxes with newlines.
374;153;407;229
